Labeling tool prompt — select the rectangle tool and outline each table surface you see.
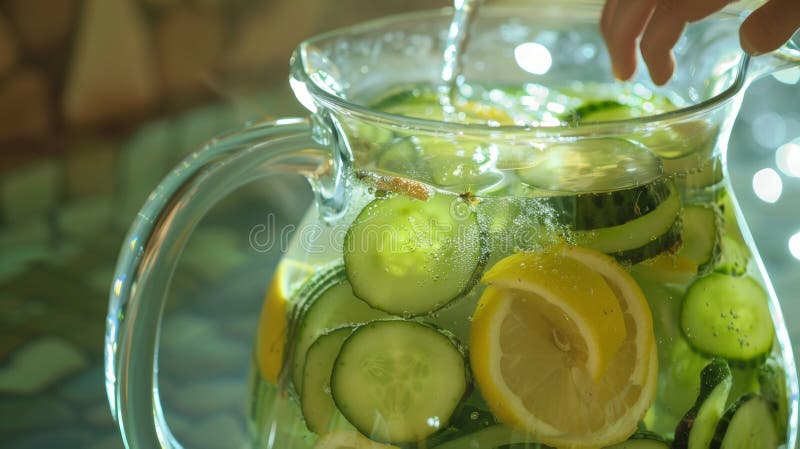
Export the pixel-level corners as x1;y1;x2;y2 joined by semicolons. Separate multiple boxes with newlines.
0;72;798;449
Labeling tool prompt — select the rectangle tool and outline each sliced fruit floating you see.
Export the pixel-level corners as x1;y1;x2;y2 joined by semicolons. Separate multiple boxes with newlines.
343;192;486;316
426;424;542;449
330;320;469;444
255;259;315;384
570;179;682;265
546;177;675;231
710;394;780;449
673;359;733;449
560;94;676;123
630;203;723;284
313;430;400;449
374;138;432;182
291;265;390;394
603;431;671;448
656;339;712;423
375;135;505;189
758;358;790;441
371;87;515;125
680;273;774;364
470;245;657;449
301;326;355;434
715;235;750;277
516;138;662;194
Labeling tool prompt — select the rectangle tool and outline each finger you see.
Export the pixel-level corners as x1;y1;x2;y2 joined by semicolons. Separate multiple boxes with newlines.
740;0;800;55
640;0;732;85
669;0;736;23
604;0;657;80
639;1;685;85
601;0;620;39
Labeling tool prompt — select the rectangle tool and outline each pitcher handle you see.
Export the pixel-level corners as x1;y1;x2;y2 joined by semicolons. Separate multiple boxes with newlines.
104;117;339;449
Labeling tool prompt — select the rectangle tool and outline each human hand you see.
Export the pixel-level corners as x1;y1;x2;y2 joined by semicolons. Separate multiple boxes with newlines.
600;0;800;85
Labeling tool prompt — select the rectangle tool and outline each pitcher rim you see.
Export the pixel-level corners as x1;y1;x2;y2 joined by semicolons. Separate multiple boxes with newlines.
292;3;751;135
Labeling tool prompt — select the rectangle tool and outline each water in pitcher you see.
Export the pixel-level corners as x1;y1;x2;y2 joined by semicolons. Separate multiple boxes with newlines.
246;5;794;449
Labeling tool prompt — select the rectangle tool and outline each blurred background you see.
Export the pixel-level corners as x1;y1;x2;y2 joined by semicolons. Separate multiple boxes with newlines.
0;0;797;448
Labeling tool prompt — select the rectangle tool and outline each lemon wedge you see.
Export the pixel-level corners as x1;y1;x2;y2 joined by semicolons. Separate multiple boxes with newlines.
470;245;657;449
255;259;314;384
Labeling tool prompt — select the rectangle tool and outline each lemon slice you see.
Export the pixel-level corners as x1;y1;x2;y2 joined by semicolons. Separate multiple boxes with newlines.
480;249;626;381
255;259;315;384
630;252;699;285
471;245;657;449
458;99;515;125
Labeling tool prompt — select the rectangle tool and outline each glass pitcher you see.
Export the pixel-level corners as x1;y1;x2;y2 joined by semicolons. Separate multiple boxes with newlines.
105;3;800;449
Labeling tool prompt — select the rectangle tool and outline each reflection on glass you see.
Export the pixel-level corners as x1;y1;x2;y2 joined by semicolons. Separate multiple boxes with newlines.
773;67;800;85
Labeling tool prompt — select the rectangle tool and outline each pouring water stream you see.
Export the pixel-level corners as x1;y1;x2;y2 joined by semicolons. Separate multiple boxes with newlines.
439;0;483;119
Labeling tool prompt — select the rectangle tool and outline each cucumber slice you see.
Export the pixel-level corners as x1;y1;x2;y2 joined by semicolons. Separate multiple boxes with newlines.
629;203;721;285
415;136;500;187
715;235;749;277
728;366;761;408
371;86;512;124
605;431;671;448
330;320;468;444
562;94;676;123
758;358;789;441
710;394;780;449
658;339;712;420
355;123;394;147
421;403;498;448
516;138;662;193
673;359;733;449
572;180;681;264
630;252;699;285
428;425;540;449
562;100;630;122
680;273;773;363
375;138;429;181
717;188;745;244
369;88;420;112
674;156;724;190
313;430;400;449
343;193;486;316
301;327;354;434
291;266;390;394
495;443;552;449
547;178;675;230
679;205;722;275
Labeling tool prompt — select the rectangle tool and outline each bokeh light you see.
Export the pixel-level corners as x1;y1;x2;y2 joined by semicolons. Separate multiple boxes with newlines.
752;168;783;203
514;42;552;75
776;140;800;178
752;113;787;149
789;231;800;261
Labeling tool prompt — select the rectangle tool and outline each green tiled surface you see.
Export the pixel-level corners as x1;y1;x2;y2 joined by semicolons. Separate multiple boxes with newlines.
0;91;303;448
0;337;87;394
65;141;117;199
1;160;60;224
